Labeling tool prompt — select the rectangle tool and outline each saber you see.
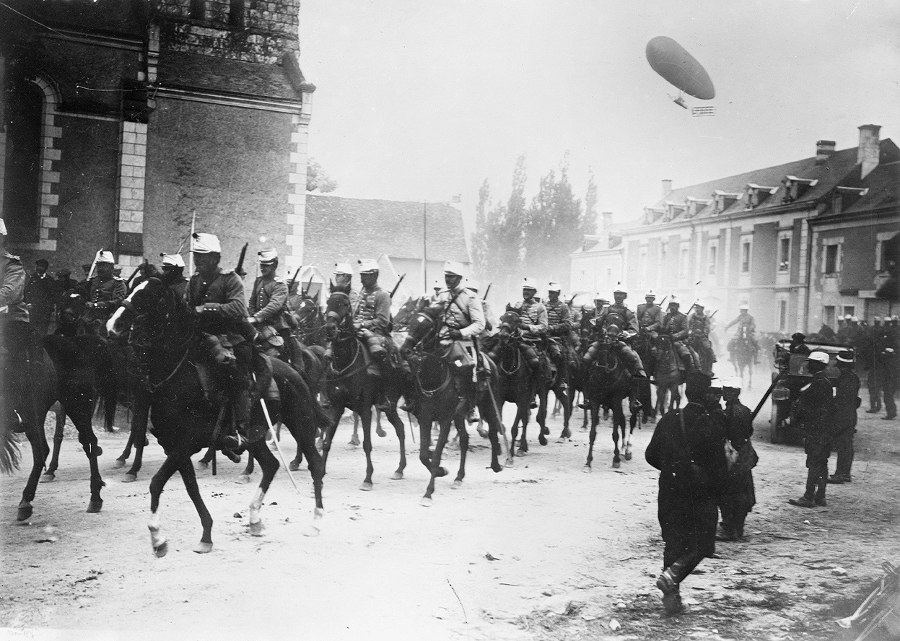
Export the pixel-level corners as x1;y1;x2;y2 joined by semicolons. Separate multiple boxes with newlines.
259;398;304;497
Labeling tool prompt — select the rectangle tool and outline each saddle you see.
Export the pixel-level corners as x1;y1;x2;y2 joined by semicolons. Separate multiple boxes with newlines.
194;346;276;424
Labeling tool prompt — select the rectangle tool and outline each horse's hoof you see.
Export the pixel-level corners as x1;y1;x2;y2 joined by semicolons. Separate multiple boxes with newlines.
193;541;213;554
583;465;592;473
624;451;633;461
505;458;515;468
302;524;320;537
420;496;433;507
96;446;103;457
153;540;168;558
197;461;209;470
349;437;360;446
376;427;387;438
237;474;252;484
560;429;572;439
248;521;265;537
538;435;547;446
477;429;488;438
491;461;504;473
516;448;527;456
452;479;463;489
289;462;300;472
39;473;55;484
612;460;621;469
360;481;374;491
390;471;403;480
113;459;126;469
86;500;103;513
17;505;33;521
541;426;550;436
123;473;137;483
435;466;448;478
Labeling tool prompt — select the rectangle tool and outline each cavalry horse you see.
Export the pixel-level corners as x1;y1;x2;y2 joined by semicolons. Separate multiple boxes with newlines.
653;336;684;416
321;290;408;490
729;326;756;389
631;332;657;424
107;278;327;555
582;330;637;470
401;305;505;504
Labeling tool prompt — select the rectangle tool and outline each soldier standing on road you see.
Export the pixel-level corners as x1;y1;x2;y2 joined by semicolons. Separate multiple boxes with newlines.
828;351;861;484
874;321;898;420
718;378;757;541
863;317;882;414
788;351;835;508
646;372;726;616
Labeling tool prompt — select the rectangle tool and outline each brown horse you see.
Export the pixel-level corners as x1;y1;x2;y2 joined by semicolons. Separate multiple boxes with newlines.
654;336;684;416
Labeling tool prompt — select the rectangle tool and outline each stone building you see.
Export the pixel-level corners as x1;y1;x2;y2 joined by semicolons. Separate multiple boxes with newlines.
1;0;313;276
569;124;900;333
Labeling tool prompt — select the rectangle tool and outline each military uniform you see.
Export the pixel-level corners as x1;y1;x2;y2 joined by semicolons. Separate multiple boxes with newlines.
718;387;756;540
512;296;547;371
874;326;898;419
250;273;289;357
637;301;663;336
660;307;698;371
84;275;127;334
544;296;572;375
187;269;248;337
354;283;392;365
726;311;759;360
794;366;835;505
688;310;716;375
829;359;860;482
1;249;30;430
583;301;646;376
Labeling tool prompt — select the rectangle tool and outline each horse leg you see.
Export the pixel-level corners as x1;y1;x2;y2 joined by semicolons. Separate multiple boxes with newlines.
114;429;133;469
147;456;180;557
197;445;215;470
18;424;50;521
479;394;505;473
320;406;344;472
421;417;452;506
359;406;375;491
516;403;530;455
558;385;572;441
349;412;361;446
453;417;468;489
748;363;753;390
375;408;387;438
611;404;622;468
41;404;65;482
238;452;255;484
280;382;325;536
383;405;406;480
244;442;280;537
625;409;635;461
174;455;214;554
584;403;599;472
123;400;150;482
536;386;549;446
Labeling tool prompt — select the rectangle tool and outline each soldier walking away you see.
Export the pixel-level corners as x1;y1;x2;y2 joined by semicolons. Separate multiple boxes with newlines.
874;320;898;420
1;217;31;431
828;350;861;484
84;250;127;335
158;253;188;299
659;296;699;372
863;317;882;414
544;281;572;388
726;303;760;364
646;372;726;616
688;300;716;376
583;283;647;378
788;351;835;508
187;232;255;451
248;248;290;359
718;377;757;541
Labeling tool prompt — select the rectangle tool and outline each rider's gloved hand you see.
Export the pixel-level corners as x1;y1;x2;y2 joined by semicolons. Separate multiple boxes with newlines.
448;329;463;340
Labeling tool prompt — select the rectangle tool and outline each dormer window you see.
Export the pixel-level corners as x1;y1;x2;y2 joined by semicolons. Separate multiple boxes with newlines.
781;175;818;204
643;207;665;225
831;186;868;216
744;183;779;209
685;197;712;218
713;190;740;214
664;201;686;222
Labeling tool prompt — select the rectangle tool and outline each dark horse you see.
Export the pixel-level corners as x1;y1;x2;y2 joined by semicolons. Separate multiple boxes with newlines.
582;333;637;470
653;336;684;416
632;332;657;424
13;334;118;520
401;304;505;504
729;326;755;389
321;291;408;490
107;278;327;555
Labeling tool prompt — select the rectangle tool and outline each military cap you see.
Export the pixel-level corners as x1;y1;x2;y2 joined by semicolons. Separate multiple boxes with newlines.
694;299;705;308
547;281;561;293
791;332;806;341
95;250;115;264
521;278;537;291
191;233;221;254
645;289;657;298
807;351;829;365
836;351;854;363
873;316;881;322
258;248;278;264
739;302;749;310
333;262;353;276
443;261;466;277
358;258;379;273
613;282;627;295
160;253;186;268
668;295;680;306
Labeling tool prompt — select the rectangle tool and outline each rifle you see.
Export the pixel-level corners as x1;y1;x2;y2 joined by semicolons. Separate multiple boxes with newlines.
235;242;248;278
659;295;668;308
482;282;492;301
390;273;406;298
125;259;145;289
287;267;302;291
302;275;314;298
709;309;718;320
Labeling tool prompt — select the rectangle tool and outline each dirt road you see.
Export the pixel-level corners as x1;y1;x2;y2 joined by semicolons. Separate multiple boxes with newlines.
2;380;898;640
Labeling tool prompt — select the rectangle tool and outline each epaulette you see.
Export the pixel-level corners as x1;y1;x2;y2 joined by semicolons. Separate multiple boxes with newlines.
114;276;124;281
3;251;21;261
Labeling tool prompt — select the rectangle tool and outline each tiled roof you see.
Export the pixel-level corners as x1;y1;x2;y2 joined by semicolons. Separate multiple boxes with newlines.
303;195;471;268
158;51;301;101
629;139;899;228
844;161;900;214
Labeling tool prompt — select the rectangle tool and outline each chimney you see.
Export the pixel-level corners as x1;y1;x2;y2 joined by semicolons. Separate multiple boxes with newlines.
662;179;672;198
601;211;613;230
815;140;836;165
858;124;881;179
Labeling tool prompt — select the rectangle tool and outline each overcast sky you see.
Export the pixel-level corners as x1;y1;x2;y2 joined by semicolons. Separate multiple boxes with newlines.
298;0;900;232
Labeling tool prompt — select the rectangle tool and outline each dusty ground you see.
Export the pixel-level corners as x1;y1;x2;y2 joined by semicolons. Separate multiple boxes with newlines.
2;368;898;641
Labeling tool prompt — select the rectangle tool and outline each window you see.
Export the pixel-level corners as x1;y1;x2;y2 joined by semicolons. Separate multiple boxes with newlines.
876;233;898;273
824;243;840;274
741;240;752;273
778;300;788;332
3;77;43;243
639;246;648;282
842;305;855;318
679;246;690;277
778;236;791;272
229;0;245;27
823;305;836;328
707;241;718;275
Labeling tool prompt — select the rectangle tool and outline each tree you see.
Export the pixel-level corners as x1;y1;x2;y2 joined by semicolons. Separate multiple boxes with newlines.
306;157;338;193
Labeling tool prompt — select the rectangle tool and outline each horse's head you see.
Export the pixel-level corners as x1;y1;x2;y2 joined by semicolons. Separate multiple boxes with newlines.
401;310;439;353
293;297;320;326
106;278;172;339
324;291;352;339
497;310;521;341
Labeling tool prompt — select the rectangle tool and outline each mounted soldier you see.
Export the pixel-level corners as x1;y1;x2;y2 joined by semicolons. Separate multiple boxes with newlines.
465;279;495;338
544;281;572;387
84;250;127;335
1;217;30;429
349;258;398;409
687;300;716;375
328;262;358;307
659;296;698;372
159;253;187;299
725;303;759;364
186;232;255;450
248;248;290;359
637;289;663;338
583;283;647;378
508;277;547;376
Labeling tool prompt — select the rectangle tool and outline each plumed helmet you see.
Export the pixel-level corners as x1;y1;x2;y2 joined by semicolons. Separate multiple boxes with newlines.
333;262;353;276
807;351;829;365
191;233;221;254
357;258;379;273
547;281;561;293
668;295;680;306
694;299;705;309
258;248;278;264
160;253;186;268
645;289;657;298
95;250;115;264
521;277;537;291
443;261;466;277
613;282;627;295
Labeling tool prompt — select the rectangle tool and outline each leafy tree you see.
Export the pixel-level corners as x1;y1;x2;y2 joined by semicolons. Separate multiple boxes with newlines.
306;157;338;193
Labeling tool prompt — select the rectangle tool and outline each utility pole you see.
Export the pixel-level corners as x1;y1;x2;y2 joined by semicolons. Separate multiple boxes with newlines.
422;201;427;294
